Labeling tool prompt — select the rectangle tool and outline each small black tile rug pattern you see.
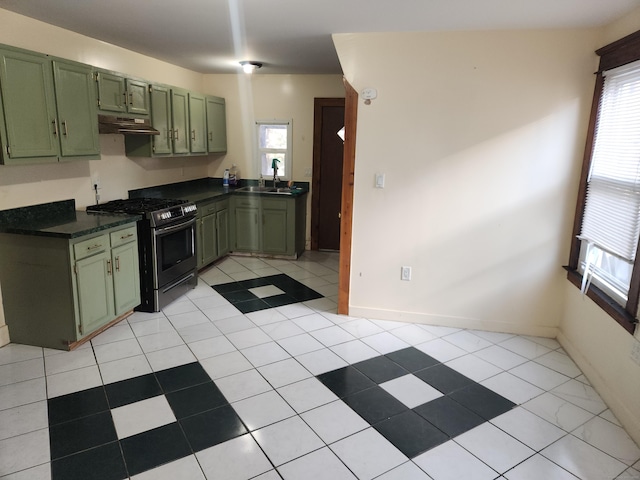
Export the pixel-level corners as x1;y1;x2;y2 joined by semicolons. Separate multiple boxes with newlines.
316;347;516;459
212;273;323;313
48;363;244;480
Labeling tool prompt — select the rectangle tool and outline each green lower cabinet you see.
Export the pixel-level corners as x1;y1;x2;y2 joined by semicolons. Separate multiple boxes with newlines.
0;222;140;350
76;249;115;337
199;213;218;268
216;207;230;257
262;207;288;255
231;194;307;258
196;197;230;269
112;239;141;315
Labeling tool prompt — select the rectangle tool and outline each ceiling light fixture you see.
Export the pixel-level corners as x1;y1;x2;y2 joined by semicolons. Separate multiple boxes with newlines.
240;61;262;74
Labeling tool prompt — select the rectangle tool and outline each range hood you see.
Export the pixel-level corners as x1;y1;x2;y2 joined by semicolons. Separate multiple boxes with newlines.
98;114;160;135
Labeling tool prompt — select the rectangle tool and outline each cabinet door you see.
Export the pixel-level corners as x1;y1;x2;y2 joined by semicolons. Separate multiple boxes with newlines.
216;208;230;258
0;48;59;162
189;93;207;154
52;60;100;158
150;85;172;155
235;205;260;252
112;241;140;315
126;79;150;116
206;96;227;153
171;88;190;154
96;71;126;113
262;208;288;254
75;251;114;337
200;213;218;267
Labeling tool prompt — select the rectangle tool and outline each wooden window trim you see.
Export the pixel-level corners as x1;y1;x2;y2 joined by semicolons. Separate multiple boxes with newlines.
566;30;640;335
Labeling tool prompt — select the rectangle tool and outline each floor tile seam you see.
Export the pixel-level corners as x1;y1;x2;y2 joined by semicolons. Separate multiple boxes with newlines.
537;434;630;477
501;364;573;392
0;370;47;389
0;354;46;368
529;357;584;379
518;397;597;437
564;429;640;466
0;425;50;450
450;434;533;476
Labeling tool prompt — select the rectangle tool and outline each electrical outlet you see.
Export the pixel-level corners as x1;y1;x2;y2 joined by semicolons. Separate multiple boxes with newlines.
304;168;312;177
91;173;101;190
401;266;411;281
631;341;640;366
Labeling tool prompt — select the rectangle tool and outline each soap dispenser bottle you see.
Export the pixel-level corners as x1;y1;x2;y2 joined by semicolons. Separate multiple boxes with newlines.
229;164;239;187
223;168;230;187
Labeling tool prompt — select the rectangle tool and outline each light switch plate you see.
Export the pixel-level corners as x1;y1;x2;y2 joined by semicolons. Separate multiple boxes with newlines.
375;173;385;188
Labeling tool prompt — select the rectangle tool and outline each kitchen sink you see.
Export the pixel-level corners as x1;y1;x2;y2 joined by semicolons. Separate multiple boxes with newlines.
236;186;293;194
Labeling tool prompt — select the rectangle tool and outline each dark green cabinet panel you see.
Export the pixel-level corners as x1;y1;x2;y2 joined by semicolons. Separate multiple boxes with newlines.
199;213;218;268
231;194;307;258
206;96;227;153
0;48;100;164
0;49;58;161
217;207;230;257
53;61;100;157
151;85;172;155
96;71;150;116
127;79;150;115
189;93;207;154
112;240;140;315
171;88;190;154
76;250;114;337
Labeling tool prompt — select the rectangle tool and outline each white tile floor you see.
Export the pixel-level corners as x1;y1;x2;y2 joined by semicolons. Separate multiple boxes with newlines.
0;251;639;479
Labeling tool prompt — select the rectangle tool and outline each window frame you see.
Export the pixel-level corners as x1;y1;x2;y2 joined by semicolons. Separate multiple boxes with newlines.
255;119;293;181
566;30;640;335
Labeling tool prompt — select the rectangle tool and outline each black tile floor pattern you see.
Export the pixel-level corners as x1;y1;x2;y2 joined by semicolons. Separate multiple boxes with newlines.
47;347;515;479
316;347;516;459
212;273;324;313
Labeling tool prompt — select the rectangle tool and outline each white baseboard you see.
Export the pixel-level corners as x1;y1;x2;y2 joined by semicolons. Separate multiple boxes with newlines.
348;305;558;338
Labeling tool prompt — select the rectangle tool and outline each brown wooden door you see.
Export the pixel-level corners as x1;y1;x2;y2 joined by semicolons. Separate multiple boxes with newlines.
312;98;345;251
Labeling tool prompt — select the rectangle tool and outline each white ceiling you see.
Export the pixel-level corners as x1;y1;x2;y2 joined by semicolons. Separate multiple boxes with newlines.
0;0;638;74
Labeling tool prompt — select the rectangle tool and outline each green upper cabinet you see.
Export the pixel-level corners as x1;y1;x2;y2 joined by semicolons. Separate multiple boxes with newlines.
0;47;100;165
0;48;59;162
189;93;207;154
206;96;227;153
150;85;172;155
52;60;100;158
96;70;150;116
171;88;190;154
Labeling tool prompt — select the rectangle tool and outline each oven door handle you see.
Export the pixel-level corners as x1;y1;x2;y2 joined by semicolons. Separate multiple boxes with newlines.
154;217;196;235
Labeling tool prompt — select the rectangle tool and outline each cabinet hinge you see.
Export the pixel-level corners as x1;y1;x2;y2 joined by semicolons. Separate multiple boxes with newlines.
73;264;78;275
97;99;101;108
78;324;83;335
5;145;9;155
94;72;99;82
148;85;153;93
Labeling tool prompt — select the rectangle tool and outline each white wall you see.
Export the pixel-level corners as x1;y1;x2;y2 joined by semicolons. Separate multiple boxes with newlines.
333;29;599;335
558;7;640;446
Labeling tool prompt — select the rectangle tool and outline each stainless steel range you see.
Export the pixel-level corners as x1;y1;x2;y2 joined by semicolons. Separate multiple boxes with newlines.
87;198;198;312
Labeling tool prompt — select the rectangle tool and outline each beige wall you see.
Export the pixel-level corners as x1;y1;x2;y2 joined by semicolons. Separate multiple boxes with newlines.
558;7;640;445
333;29;599;336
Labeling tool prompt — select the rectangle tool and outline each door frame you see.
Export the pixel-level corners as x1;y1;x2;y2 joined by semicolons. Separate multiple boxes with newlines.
311;97;346;251
338;79;358;315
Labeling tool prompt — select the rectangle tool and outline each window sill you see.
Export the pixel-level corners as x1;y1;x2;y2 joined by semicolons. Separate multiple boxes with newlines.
564;267;637;334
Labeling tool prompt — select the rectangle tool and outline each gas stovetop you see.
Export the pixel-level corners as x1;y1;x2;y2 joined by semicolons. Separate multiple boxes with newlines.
86;198;197;227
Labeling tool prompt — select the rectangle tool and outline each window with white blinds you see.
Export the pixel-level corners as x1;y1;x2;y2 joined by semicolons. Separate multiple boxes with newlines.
579;59;640;300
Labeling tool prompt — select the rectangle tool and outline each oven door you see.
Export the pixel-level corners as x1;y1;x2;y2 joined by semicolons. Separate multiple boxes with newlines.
152;216;197;289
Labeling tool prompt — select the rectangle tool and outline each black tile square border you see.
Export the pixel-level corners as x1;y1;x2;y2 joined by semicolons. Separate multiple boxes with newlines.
212;273;323;313
315;347;516;458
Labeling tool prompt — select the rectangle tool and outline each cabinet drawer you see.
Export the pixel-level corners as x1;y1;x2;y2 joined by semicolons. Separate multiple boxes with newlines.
74;234;109;260
199;201;218;216
234;197;259;208
215;199;229;212
262;197;287;210
110;226;138;248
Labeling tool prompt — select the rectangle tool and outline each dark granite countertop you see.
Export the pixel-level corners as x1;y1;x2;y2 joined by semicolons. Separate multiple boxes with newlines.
129;177;309;204
0;199;141;239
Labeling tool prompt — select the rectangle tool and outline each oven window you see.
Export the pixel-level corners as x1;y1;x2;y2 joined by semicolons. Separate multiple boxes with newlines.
160;227;193;270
